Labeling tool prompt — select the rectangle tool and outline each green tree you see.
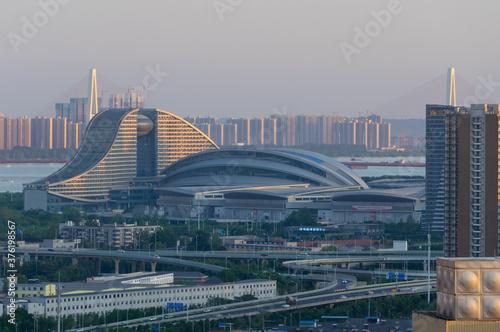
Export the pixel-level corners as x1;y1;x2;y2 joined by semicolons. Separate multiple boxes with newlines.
282;208;317;227
111;214;125;224
62;207;81;222
187;230;215;251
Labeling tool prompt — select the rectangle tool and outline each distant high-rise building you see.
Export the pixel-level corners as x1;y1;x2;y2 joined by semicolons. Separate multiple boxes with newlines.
191;113;389;149
209;123;224;147
109;92;144;109
196;123;210;138
4;117;17;150
424;104;459;233
273;114;295;146
66;121;85;150
0;114;4;150
31;117;53;149
379;122;391;148
367;114;383;124
444;104;500;257
227;118;250;145
250;118;264;145
52;117;67;149
223;123;237;146
195;117;217;125
56;97;102;124
17;117;31;148
355;121;367;147
367;122;379;150
263;118;276;145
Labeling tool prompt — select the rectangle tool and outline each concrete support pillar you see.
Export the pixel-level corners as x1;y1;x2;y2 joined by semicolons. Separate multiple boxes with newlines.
151;262;157;272
95;258;101;274
139;261;145;271
72;257;78;266
131;261;137;272
380;263;386;270
115;259;120;274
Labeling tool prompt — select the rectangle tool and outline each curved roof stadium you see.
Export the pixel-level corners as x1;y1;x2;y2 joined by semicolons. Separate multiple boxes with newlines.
159;148;368;189
24;109;218;211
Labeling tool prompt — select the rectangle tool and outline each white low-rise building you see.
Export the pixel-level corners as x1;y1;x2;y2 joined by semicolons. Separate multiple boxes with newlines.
21;278;276;317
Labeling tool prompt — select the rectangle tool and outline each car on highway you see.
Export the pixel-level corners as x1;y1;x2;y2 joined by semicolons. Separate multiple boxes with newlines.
117;249;125;253
203;309;211;313
48;248;55;251
340;295;347;299
149;316;157;321
154;255;160;258
282;304;290;308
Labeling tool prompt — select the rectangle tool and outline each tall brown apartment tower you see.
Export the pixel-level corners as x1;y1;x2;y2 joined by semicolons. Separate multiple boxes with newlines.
444;104;500;257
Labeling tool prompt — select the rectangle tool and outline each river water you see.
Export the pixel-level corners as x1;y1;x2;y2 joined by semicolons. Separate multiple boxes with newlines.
0;163;65;192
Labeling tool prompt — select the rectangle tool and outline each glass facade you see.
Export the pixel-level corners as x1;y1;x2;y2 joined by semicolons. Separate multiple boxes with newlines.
24;108;218;211
424;105;459;233
49;111;138;200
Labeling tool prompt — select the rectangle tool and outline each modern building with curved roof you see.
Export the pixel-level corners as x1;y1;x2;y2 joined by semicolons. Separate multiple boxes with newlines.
24;108;218;211
159;148;369;189
155;148;370;221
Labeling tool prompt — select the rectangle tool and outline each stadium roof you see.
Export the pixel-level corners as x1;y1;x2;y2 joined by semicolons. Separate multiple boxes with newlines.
160;148;369;189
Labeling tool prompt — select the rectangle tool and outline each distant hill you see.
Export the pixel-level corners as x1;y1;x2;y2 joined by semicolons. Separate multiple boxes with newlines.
385;119;425;137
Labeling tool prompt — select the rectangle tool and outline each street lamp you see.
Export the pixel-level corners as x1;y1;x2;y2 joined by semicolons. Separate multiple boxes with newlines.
155;221;158;252
278;314;287;327
389;306;395;319
149;243;153;256
203;252;207;265
225;256;230;268
195;234;199;253
138;232;142;251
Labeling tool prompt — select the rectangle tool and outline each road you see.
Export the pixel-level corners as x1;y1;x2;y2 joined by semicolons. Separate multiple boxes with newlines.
67;279;435;331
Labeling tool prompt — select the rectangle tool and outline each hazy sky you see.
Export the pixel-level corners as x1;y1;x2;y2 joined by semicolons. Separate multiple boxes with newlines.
2;0;500;120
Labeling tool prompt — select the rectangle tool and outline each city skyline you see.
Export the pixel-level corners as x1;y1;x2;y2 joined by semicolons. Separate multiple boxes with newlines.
2;1;500;120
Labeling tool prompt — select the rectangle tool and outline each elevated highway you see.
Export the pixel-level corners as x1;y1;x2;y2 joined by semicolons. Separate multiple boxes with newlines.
8;248;439;277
